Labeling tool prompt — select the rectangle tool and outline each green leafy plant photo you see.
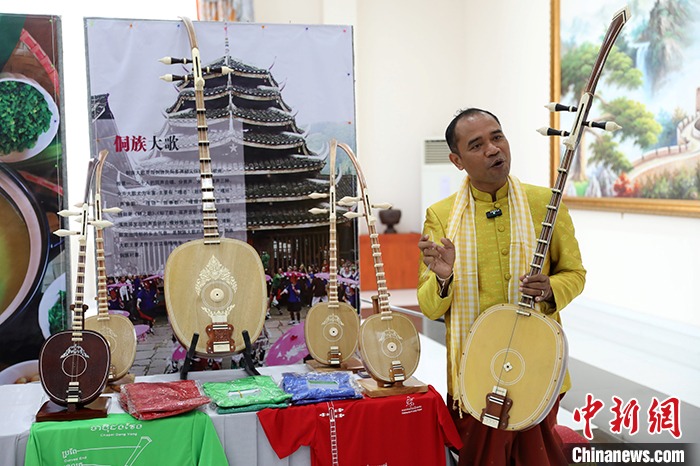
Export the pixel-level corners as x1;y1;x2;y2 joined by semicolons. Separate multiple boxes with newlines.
0;80;52;155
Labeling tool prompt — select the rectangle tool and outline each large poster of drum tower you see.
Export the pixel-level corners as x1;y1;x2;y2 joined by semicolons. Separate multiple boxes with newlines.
84;19;360;354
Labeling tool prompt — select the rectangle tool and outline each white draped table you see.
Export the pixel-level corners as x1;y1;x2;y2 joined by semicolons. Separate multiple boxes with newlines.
0;334;447;466
0;365;312;466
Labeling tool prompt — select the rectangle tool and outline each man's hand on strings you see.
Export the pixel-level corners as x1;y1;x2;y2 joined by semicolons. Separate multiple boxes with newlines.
519;273;553;303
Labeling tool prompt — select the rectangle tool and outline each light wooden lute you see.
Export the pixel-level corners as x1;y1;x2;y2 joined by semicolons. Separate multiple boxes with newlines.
39;161;111;408
305;139;360;366
458;6;630;431
162;17;266;358
85;150;137;381
339;143;420;386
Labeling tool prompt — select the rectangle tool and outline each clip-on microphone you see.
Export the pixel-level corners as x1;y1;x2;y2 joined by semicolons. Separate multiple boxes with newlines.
486;208;503;219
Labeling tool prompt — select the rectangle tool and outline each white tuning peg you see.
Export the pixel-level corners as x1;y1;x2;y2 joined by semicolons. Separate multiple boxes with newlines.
90;220;114;229
584;121;622;132
308;192;329;199
545;102;577;112
343;212;363;219
338;196;361;206
159;74;174;82
371;203;392;209
309;208;329;215
57;209;81;217
102;207;122;214
158;56;192;65
604;121;622;132
537;127;570;137
53;229;78;237
220;66;233;75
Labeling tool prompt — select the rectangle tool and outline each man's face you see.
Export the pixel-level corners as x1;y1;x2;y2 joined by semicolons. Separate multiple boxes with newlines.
449;112;511;196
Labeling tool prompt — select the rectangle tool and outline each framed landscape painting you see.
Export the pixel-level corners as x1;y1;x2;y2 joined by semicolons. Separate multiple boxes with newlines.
551;0;700;217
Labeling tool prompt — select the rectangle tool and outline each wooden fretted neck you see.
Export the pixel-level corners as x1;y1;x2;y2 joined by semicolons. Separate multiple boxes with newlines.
327;221;339;306
72;203;90;340
327;142;339;309
195;87;220;245
94;197;110;320
366;220;391;317
183;16;220;246
519;175;563;310
95;229;110;319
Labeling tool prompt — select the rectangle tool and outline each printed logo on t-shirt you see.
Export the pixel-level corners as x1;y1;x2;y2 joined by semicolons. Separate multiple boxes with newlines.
401;395;423;415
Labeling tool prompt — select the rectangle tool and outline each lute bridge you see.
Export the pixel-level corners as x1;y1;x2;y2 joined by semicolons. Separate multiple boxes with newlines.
205;320;235;353
387;360;405;385
327;346;341;366
480;386;512;430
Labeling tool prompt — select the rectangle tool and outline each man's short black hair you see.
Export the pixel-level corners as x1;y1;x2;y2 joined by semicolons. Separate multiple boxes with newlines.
445;108;502;154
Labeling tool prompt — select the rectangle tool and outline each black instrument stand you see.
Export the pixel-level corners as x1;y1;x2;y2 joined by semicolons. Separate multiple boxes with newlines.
241;330;260;376
180;331;259;378
180;333;199;380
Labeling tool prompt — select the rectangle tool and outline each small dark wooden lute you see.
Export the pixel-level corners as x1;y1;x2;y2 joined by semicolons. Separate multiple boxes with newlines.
39;160;111;408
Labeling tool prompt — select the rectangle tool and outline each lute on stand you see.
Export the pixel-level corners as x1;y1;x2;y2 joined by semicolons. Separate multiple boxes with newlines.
337;143;423;395
162;17;267;362
85;150;137;384
304;139;361;369
37;159;111;420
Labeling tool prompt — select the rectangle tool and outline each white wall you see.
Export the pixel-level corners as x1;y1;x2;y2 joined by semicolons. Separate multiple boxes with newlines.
4;0;698;328
254;0;700;329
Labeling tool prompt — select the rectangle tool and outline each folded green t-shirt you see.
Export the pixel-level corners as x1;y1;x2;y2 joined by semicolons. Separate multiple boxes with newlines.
203;375;292;410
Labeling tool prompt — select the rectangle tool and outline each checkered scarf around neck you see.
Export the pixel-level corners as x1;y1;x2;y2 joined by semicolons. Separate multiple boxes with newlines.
445;175;537;412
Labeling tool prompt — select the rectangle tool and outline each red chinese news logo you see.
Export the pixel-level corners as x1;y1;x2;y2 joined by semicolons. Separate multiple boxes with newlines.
572;393;681;440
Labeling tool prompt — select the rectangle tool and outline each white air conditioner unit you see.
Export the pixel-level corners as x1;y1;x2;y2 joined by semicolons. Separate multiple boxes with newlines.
420;139;465;217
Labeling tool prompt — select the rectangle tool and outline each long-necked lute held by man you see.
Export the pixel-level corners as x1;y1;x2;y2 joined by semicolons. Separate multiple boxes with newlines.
459;6;630;431
339;143;420;386
305;139;360;366
39;159;111;409
161;17;267;358
85;150;137;382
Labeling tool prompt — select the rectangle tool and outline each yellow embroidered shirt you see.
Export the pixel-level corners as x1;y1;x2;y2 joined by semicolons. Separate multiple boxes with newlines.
417;182;586;395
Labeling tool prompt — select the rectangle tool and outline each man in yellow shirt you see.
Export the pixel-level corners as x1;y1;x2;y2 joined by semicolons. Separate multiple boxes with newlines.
417;108;586;466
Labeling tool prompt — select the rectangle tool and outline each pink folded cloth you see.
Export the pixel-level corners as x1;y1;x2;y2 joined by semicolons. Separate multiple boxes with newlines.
119;380;210;420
